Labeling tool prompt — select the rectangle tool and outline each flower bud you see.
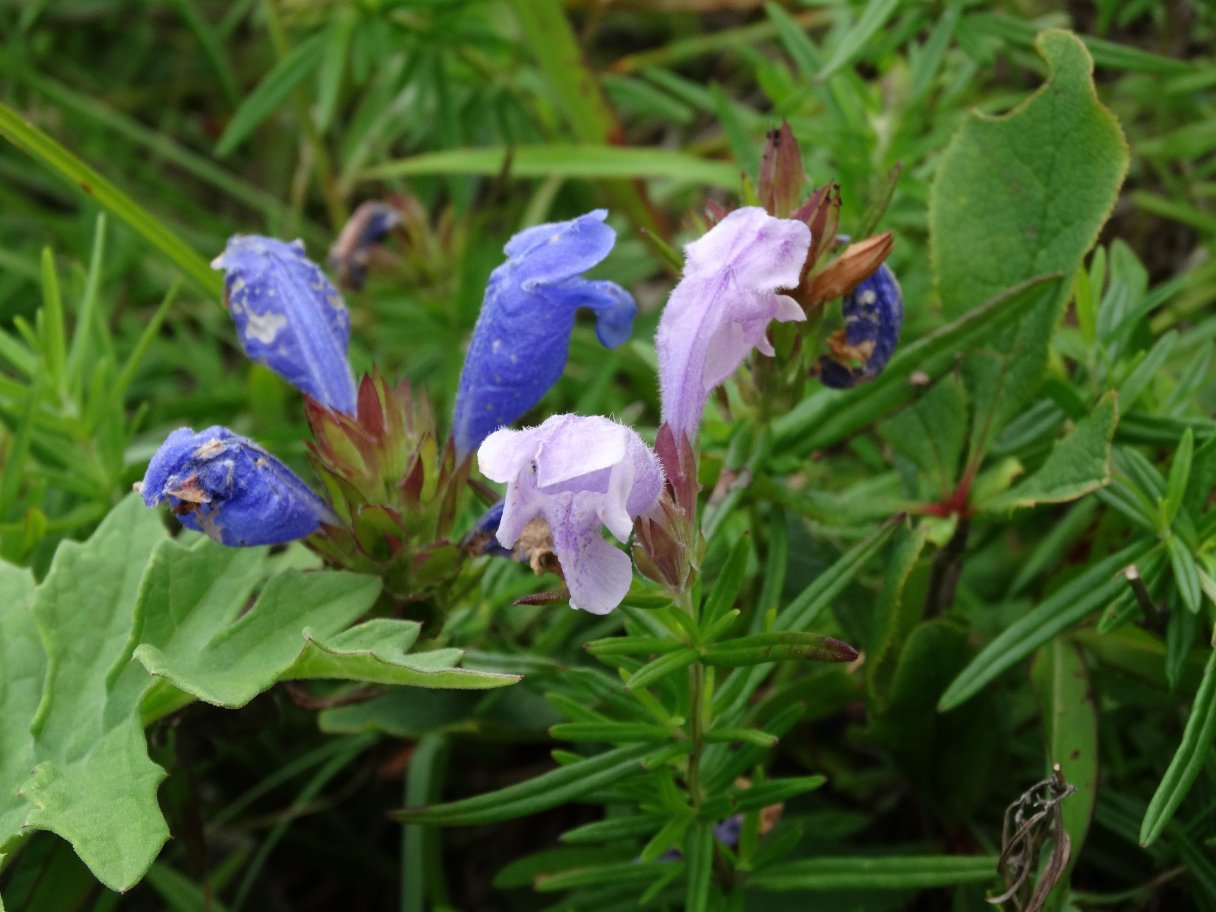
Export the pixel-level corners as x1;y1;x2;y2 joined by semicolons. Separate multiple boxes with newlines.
213;235;358;414
138;426;334;546
816;262;904;388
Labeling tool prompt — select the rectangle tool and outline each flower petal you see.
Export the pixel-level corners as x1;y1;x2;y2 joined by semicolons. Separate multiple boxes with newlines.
213;235;357;414
474;414;662;614
140;426;334;546
452;211;636;457
656;207;811;441
548;496;634;616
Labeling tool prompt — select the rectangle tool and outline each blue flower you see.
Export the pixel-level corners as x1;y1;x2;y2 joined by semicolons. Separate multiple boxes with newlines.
213;236;358;414
138;426;335;546
451;209;636;458
817;263;903;389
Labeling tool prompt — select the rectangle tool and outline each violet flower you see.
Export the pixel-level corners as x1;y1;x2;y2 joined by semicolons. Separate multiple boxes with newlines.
817;263;904;389
477;414;662;615
138;426;334;546
656;207;811;441
452;210;636;458
213;236;358;414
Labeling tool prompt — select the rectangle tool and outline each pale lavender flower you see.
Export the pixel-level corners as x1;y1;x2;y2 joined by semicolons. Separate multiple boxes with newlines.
213;236;358;414
656;207;811;440
477;414;663;615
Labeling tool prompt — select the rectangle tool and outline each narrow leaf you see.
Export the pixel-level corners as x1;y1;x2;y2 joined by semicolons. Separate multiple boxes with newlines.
1141;648;1216;845
939;539;1153;711
393;743;659;826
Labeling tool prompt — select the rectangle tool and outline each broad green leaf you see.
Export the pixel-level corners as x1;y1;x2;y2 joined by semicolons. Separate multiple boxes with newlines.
134;568;382;708
930;30;1128;448
394;743;660;826
318;689;483;738
939;539;1153;711
359;144;739;188
979;392;1117;512
0;561;38;850
880;375;968;493
215;33;326;157
1141;648;1216;846
21;495;166;891
1031;640;1098;908
746;854;999;890
287;620;518;689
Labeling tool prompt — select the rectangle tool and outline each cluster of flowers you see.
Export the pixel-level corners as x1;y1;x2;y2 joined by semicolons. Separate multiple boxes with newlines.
139;145;903;616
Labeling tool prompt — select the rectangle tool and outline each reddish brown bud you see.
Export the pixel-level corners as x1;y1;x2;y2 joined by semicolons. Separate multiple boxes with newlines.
805;231;894;304
757;121;805;217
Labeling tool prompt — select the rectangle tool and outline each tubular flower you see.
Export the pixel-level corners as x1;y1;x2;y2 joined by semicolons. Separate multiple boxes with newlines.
213;235;358;414
656;207;811;441
477;414;663;615
138;426;335;546
817;263;903;389
452;210;636;458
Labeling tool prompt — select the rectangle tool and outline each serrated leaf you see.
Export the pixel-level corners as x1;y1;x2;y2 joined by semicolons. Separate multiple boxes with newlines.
288;620;518;689
21;495;167;891
134;569;383;708
930;30;1128;449
979;392;1117;512
0;561;39;850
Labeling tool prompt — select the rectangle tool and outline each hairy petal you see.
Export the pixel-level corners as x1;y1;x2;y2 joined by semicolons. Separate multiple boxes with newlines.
476;415;662;614
139;426;334;546
656;207;811;441
213;236;358;414
452;211;636;458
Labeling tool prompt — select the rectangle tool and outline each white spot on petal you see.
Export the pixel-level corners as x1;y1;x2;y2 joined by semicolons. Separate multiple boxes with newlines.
245;309;288;344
